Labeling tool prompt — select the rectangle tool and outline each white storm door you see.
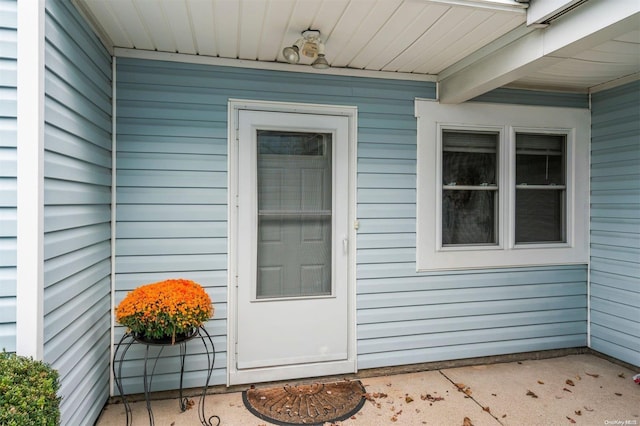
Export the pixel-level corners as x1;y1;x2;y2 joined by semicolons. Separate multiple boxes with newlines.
234;109;351;384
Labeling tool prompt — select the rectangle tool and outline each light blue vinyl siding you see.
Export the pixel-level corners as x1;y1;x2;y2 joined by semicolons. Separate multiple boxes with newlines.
357;119;587;365
115;59;434;393
0;0;16;353
116;57;588;392
356;266;587;368
44;1;111;425
590;80;640;366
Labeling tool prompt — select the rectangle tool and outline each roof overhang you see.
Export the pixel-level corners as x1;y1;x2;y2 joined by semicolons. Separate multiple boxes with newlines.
439;0;640;102
73;0;640;101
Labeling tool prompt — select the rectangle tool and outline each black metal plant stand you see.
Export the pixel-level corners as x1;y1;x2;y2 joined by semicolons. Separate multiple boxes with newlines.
112;326;220;426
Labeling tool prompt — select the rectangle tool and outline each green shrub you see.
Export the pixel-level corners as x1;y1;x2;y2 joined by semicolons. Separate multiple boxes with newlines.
0;351;61;426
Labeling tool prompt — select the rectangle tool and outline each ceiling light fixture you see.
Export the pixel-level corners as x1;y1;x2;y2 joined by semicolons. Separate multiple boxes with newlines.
282;30;329;69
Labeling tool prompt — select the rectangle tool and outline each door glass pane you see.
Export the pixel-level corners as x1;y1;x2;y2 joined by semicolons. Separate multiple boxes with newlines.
256;130;332;299
442;131;498;245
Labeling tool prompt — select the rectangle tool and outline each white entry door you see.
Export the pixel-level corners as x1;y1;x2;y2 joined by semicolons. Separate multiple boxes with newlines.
231;107;354;384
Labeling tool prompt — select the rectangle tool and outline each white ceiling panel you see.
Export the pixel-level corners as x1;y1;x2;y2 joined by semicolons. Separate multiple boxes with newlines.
615;30;640;44
82;0;134;48
258;0;297;62
348;1;430;69
513;55;640;90
507;28;640;92
74;0;639;96
238;1;267;60
322;0;377;68
189;1;217;56
390;6;478;73
163;0;198;54
363;3;449;71
137;0;175;52
329;0;403;67
308;0;348;38
413;8;497;73
416;12;523;74
211;0;240;58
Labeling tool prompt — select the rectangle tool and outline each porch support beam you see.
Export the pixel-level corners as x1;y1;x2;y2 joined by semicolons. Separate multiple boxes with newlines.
16;0;45;360
424;0;527;13
438;0;640;104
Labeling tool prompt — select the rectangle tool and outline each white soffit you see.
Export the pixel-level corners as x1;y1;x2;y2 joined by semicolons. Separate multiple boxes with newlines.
73;0;639;97
439;0;640;102
506;30;640;92
74;0;525;76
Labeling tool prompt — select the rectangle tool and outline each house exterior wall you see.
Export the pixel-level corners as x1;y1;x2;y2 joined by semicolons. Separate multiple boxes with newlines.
43;1;112;424
114;57;588;392
590;80;640;366
0;0;17;353
6;1;637;422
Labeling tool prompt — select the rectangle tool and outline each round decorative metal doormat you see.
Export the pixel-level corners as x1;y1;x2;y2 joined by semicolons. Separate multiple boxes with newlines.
242;380;367;425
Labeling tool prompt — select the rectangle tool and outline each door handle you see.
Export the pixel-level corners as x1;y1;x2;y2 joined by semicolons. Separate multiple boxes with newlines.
343;238;348;254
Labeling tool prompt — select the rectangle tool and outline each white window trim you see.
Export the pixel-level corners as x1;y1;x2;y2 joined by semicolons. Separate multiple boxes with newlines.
416;100;590;271
16;0;45;359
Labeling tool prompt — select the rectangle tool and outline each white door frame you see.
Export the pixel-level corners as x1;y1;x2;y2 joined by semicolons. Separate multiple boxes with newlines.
227;99;358;385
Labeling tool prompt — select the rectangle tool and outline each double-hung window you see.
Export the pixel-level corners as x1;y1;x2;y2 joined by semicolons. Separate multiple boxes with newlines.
416;101;589;271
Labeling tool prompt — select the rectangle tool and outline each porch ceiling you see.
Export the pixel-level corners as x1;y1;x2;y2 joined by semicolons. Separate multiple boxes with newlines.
74;0;639;101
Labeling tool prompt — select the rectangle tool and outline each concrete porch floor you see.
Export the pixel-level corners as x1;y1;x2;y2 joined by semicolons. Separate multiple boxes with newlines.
96;354;639;425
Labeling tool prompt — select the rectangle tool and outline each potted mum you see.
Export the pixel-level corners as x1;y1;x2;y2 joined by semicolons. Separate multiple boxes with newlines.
116;279;213;344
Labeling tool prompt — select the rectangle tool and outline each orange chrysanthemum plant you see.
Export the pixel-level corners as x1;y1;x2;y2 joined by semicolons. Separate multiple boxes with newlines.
116;279;213;344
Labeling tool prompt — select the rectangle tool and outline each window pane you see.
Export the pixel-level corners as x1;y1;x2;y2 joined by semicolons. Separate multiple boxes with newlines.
442;131;498;246
516;133;566;244
258;130;325;155
443;131;497;185
516;189;564;243
516;134;565;185
443;190;497;245
257;131;332;298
